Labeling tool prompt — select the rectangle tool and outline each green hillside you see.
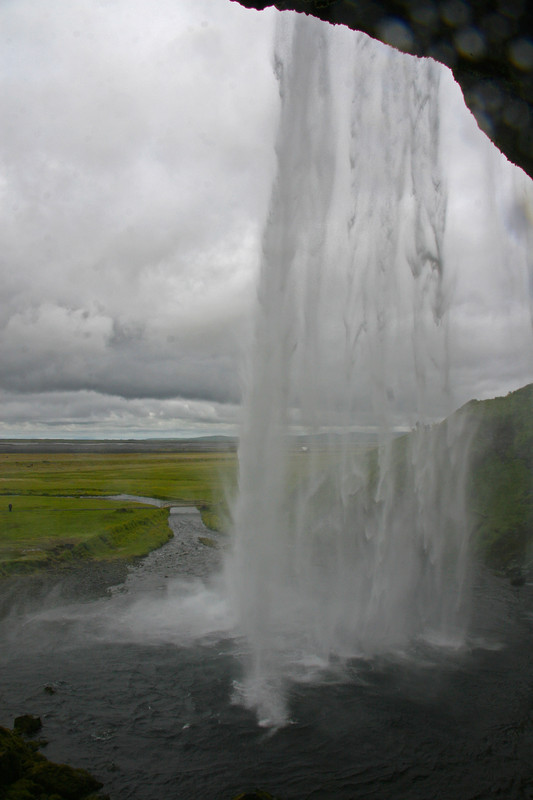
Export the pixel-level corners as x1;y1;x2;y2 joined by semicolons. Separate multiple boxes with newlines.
463;383;533;571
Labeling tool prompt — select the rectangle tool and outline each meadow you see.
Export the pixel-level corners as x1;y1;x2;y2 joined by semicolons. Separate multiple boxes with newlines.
0;451;237;576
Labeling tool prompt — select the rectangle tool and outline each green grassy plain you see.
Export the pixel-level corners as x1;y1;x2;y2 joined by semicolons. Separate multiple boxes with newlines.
0;451;237;576
0;451;236;502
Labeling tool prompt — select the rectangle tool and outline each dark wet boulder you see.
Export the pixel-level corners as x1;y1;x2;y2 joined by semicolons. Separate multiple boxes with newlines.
508;565;527;586
13;716;42;737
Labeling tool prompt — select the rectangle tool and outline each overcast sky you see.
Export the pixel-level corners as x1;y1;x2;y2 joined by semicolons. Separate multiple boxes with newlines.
1;0;532;438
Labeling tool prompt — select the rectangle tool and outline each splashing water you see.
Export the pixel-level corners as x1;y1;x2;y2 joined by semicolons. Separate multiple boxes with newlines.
226;14;474;726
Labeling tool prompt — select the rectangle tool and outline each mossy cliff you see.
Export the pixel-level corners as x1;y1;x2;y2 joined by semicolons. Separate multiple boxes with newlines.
464;383;533;571
367;383;532;574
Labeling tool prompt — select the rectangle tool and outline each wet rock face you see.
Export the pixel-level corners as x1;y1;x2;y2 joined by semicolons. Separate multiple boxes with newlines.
231;0;533;180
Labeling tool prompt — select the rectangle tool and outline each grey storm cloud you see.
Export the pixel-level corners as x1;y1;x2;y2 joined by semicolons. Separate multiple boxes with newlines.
0;388;240;438
0;0;279;434
0;0;532;437
0;303;244;402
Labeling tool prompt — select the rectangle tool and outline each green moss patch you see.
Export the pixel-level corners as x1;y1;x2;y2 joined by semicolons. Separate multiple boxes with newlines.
0;726;107;800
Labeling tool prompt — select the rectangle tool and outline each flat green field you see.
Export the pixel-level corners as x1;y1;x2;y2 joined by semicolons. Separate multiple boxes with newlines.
0;451;236;501
0;452;237;576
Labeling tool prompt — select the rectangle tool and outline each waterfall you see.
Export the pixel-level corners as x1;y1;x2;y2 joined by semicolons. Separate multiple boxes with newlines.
226;12;473;726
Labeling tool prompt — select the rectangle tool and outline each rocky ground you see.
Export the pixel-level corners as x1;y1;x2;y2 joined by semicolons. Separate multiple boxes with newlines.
0;509;223;620
0;560;131;621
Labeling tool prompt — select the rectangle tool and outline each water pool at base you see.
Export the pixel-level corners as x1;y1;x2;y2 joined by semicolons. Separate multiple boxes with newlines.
1;513;532;800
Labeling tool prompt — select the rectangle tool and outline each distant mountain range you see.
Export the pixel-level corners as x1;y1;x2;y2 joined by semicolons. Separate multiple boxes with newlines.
0;436;239;454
